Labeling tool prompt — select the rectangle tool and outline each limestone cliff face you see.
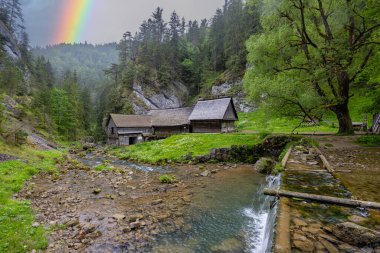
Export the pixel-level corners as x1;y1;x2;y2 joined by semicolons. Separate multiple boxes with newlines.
210;80;254;113
130;81;190;114
0;20;21;60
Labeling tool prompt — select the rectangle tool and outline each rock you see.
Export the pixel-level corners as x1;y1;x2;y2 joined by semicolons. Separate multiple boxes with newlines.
293;218;307;227
348;215;366;224
32;222;40;228
319;238;339;253
130;221;142;230
112;214;126;220
254;157;275;174
338;243;360;253
210;238;244;252
92;188;101;194
200;170;211;177
128;214;144;222
332;222;380;247
152;199;163;205
293;238;314;253
83;143;95;150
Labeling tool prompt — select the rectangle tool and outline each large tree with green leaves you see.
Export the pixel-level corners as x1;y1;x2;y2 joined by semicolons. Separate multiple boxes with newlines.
244;0;380;134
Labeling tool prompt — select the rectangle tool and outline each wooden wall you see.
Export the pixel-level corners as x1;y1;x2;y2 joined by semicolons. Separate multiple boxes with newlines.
191;120;221;133
154;125;190;135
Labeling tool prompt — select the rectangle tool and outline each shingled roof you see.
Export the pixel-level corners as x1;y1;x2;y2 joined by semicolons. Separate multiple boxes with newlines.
108;114;152;128
148;107;193;126
189;97;238;121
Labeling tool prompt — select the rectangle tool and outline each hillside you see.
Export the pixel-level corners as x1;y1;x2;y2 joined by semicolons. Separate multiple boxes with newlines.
33;43;118;89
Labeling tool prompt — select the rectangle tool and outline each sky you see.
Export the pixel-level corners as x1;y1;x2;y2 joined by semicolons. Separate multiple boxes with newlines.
21;0;225;46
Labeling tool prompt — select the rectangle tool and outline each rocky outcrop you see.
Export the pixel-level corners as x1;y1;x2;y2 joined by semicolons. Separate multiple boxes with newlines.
254;157;275;174
211;80;254;113
131;82;189;114
0;20;21;60
332;222;380;247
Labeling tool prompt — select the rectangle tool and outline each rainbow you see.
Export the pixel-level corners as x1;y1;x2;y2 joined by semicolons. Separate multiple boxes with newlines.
51;0;93;44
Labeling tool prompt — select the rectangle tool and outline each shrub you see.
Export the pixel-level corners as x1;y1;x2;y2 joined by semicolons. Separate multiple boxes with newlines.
357;135;380;147
15;129;28;145
159;174;176;184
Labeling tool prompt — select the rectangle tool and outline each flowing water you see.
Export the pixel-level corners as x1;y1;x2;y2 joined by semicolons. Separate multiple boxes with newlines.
78;153;281;252
152;169;281;253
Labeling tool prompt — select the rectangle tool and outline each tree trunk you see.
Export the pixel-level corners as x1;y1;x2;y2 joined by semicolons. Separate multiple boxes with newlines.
333;70;354;135
333;103;354;134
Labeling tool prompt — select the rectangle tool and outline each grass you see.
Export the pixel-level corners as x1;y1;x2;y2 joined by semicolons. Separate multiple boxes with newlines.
159;174;176;184
0;141;63;252
357;135;380;147
113;133;261;164
237;110;338;133
238;85;377;134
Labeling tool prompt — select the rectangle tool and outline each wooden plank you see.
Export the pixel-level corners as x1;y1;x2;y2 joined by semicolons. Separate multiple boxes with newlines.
274;198;291;253
319;154;335;173
281;146;292;168
264;189;380;210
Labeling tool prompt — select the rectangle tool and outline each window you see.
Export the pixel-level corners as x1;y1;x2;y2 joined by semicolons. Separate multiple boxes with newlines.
111;127;114;134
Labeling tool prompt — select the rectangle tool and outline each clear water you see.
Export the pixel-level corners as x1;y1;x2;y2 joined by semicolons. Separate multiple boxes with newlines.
78;153;171;173
151;169;281;253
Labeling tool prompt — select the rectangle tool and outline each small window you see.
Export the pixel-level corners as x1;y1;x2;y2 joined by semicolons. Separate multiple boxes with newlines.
111;127;115;134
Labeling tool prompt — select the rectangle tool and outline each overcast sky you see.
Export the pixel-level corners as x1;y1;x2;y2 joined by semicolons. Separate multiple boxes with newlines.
21;0;225;46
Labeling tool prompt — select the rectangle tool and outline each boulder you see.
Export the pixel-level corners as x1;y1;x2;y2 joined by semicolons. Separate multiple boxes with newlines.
200;170;211;177
332;222;380;247
254;157;275;174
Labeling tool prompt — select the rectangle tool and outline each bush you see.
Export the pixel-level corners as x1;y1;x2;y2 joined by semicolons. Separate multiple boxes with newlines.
15;129;28;145
357;135;380;147
159;174;176;184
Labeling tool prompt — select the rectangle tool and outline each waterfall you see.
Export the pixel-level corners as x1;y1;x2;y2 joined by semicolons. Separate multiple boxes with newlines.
243;174;281;253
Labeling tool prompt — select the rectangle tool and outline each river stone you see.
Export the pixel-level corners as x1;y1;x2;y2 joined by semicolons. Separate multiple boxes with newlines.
112;214;126;221
293;218;307;227
319;238;339;253
293;238;314;253
254;157;275;174
348;215;367;224
332;222;380;247
210;238;244;253
200;170;211;177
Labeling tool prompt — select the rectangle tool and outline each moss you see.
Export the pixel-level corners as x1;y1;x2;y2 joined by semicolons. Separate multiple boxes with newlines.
159;174;176;184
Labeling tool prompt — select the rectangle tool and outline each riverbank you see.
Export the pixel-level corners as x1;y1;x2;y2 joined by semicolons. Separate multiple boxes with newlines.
15;149;273;252
274;136;380;252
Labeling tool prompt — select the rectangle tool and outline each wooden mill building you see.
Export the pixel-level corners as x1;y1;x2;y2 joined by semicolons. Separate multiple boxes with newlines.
106;114;152;146
149;107;194;136
189;97;238;133
105;97;238;146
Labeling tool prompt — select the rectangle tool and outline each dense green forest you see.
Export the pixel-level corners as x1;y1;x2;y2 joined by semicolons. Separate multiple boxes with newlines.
1;0;379;143
33;43;118;89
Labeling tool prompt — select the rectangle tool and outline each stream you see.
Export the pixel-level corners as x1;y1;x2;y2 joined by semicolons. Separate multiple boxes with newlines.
77;153;280;252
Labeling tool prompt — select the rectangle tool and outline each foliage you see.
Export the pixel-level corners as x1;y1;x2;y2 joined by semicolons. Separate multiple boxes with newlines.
244;0;380;134
94;164;113;171
113;133;261;164
33;43;118;89
0;141;63;252
159;174;176;184
357;135;380;147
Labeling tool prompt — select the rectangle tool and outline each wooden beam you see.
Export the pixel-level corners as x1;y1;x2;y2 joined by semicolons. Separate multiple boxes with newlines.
281;146;293;168
264;189;380;210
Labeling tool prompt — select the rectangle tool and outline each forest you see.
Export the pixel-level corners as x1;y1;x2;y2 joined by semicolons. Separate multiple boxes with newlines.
1;0;380;140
